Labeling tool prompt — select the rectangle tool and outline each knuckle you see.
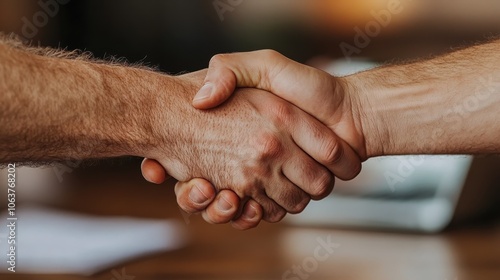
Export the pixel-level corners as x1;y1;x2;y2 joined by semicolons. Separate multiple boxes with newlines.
215;74;236;96
239;180;258;197
251;132;283;161
259;49;281;61
321;139;344;165
310;172;335;199
266;209;287;223
234;174;261;198
269;102;294;125
344;162;362;181
289;196;311;214
232;182;246;197
208;53;227;66
277;187;310;214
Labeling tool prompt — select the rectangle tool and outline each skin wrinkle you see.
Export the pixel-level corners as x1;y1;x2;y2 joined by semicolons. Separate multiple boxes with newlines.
352;40;500;156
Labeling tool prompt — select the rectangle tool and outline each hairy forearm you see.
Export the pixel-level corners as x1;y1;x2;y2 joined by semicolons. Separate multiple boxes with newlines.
0;36;183;164
351;40;500;157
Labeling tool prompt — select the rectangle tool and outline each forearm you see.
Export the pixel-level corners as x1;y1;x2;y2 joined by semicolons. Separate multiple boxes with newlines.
0;37;182;163
352;40;500;157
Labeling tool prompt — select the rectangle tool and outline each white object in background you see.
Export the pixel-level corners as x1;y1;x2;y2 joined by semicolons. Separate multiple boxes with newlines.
286;154;473;232
323;58;378;77
0;206;187;275
0;167;65;204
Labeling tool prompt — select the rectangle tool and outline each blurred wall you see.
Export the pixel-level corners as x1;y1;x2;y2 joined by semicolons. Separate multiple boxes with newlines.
1;0;499;70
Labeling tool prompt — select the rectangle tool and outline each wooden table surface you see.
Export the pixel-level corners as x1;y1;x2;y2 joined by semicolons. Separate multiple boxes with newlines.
3;163;500;280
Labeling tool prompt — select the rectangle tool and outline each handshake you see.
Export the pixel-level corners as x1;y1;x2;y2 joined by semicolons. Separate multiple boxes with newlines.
137;42;500;230
1;36;496;225
140;50;380;230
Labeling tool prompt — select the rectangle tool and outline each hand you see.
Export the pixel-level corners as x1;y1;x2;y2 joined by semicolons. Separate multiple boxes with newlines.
145;70;362;223
142;158;263;230
142;53;365;228
192;50;368;160
159;50;368;227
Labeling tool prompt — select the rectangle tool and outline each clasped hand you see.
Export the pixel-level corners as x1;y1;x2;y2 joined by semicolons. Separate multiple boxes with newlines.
142;50;367;229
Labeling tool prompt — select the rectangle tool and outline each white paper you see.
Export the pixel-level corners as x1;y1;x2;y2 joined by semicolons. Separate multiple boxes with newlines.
0;206;187;275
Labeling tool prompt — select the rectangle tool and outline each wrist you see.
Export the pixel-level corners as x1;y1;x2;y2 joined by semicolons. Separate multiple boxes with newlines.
144;72;205;164
350;43;500;156
347;65;449;157
94;64;168;158
343;72;389;159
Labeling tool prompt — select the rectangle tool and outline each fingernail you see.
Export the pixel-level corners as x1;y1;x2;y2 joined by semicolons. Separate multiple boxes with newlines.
189;184;209;204
217;196;233;212
242;205;257;220
193;83;213;102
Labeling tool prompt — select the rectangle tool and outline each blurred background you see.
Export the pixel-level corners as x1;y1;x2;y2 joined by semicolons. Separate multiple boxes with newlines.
1;0;500;279
2;0;500;72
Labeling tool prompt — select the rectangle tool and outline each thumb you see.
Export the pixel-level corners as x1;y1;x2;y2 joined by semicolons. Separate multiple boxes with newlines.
192;50;284;109
191;50;337;125
141;158;171;184
192;60;238;109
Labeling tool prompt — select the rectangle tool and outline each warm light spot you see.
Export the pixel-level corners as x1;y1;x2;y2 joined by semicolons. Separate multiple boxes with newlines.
309;0;420;35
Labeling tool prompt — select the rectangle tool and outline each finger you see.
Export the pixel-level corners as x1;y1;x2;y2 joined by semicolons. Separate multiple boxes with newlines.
252;192;287;223
262;173;311;214
174;179;216;213
192;51;272;109
281;149;334;201
201;190;240;224
289;109;362;181
192;66;237;109
141;158;169;184
231;200;263;230
193;51;363;178
192;50;337;122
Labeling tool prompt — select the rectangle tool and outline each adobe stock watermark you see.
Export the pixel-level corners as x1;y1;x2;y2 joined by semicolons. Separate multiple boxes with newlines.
52;142;97;183
339;0;406;61
178;207;192;225
110;267;135;280
213;0;244;21
419;74;500;155
21;0;70;41
383;74;500;192
52;152;85;183
282;235;340;280
438;75;500;131
383;155;425;192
